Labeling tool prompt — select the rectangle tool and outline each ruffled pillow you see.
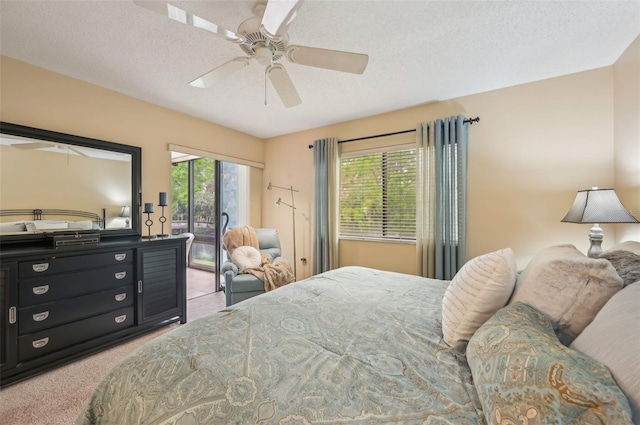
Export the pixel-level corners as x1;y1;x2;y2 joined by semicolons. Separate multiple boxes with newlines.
231;246;262;270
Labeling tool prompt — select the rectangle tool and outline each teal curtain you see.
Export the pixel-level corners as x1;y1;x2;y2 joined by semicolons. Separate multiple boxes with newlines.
416;115;469;280
312;138;339;274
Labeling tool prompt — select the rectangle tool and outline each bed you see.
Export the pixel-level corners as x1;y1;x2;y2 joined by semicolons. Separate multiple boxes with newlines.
0;208;104;234
76;242;640;425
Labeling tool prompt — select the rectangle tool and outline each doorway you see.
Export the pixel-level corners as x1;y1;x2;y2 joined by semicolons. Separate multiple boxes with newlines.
171;152;251;299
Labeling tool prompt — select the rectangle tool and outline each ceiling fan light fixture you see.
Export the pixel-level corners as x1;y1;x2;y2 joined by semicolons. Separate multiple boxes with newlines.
255;46;273;66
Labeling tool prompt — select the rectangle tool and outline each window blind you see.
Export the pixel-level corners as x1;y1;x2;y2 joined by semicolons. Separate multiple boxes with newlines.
339;148;416;240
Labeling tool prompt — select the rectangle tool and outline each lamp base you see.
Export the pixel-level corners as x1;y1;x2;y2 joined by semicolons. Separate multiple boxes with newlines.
587;223;604;258
156;233;169;238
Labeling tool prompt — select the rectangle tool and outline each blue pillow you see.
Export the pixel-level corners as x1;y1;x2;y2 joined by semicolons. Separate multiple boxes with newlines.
467;302;633;425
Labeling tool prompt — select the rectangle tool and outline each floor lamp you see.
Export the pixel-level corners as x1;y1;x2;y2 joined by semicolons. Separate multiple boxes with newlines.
267;182;299;280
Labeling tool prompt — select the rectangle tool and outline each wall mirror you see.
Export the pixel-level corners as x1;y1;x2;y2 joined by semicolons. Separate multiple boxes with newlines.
0;122;142;243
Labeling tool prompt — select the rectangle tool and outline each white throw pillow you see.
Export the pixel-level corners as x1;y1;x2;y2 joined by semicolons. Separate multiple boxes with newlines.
231;246;262;270
67;220;94;230
33;220;69;230
508;244;623;345
442;248;517;347
0;221;26;233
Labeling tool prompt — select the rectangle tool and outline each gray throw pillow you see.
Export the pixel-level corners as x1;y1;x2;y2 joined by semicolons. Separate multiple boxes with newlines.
598;250;640;286
508;244;623;345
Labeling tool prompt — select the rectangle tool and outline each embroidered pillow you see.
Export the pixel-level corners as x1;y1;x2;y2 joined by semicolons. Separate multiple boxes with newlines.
467;302;633;425
442;248;517;346
231;246;262;270
508;244;623;345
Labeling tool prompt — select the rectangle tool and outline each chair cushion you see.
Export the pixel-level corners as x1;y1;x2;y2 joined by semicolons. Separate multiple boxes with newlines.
231;246;262;270
227;273;266;293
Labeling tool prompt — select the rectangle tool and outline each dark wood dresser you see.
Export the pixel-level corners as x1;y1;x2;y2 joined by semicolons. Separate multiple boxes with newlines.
0;236;186;386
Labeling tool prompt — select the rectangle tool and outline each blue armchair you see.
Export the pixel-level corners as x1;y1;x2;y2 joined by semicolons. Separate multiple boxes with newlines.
221;228;289;306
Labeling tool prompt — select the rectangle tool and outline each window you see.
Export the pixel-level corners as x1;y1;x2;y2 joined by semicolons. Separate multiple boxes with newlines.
340;147;416;240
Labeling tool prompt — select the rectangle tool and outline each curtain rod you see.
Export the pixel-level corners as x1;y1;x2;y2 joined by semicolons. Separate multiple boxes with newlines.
308;116;479;149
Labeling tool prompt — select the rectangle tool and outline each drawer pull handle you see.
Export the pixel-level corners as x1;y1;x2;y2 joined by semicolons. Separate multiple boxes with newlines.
114;253;127;261
115;314;127;324
115;293;127;302
32;337;49;349
115;271;127;280
9;307;17;324
32;263;49;273
33;285;50;295
33;311;50;322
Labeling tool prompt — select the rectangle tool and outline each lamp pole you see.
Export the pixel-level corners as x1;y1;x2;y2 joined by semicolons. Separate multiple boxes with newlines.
269;182;299;280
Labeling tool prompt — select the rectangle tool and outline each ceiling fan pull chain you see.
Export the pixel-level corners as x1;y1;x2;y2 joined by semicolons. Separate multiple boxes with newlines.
264;68;268;106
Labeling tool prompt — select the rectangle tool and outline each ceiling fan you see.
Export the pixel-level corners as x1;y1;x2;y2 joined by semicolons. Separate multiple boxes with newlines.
133;0;369;108
11;142;89;157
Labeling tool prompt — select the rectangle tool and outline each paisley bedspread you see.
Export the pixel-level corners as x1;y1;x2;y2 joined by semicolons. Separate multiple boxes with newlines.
76;266;485;424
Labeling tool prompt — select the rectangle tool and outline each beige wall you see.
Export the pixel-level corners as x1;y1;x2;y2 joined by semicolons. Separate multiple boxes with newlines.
0;56;264;235
265;66;623;276
2;49;636;277
613;35;640;242
0;146;130;227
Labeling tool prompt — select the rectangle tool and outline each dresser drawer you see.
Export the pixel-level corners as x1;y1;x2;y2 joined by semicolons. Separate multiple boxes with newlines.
18;286;134;334
19;250;133;278
18;307;134;362
19;264;134;306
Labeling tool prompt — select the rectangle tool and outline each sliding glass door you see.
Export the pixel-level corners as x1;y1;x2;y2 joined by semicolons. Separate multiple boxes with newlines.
171;156;249;292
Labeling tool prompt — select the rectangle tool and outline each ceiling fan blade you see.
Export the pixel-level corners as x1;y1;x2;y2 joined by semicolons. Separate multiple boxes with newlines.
12;142;54;150
260;0;304;41
133;0;245;43
266;64;301;108
67;146;90;157
286;45;369;74
189;58;251;88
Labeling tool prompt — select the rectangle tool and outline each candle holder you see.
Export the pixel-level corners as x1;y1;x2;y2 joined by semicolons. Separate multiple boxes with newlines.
142;212;156;239
157;192;169;238
157;206;169;238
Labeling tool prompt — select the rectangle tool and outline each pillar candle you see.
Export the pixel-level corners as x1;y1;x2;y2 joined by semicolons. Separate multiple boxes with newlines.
144;203;154;213
159;192;168;206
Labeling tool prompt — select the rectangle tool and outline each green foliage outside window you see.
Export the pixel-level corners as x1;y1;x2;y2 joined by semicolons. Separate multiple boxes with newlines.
340;148;416;239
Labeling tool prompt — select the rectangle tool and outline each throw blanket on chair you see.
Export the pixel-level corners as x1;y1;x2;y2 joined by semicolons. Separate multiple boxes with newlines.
222;226;294;291
222;226;259;254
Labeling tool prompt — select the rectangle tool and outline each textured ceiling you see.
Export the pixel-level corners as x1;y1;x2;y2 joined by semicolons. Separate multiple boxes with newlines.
1;1;638;139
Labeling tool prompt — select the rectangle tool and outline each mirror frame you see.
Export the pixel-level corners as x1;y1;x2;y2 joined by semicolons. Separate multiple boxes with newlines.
0;122;142;243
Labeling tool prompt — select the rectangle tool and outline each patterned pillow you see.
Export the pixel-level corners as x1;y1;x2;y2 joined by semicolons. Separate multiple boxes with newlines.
508;244;623;345
442;248;517;346
467;302;633;425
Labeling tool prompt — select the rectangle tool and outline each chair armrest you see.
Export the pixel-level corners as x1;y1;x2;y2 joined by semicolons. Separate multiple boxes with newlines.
221;260;238;276
273;257;290;267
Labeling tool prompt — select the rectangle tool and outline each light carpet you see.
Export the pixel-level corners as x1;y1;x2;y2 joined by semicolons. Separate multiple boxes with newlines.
0;291;225;425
